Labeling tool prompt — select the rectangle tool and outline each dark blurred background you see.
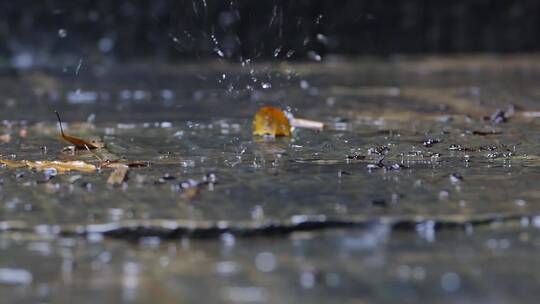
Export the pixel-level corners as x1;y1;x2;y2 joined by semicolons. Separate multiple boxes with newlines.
1;0;539;65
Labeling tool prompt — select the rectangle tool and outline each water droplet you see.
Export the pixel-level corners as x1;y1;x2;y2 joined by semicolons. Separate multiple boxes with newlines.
307;51;322;61
58;29;67;38
214;47;224;58
316;33;328;45
261;82;272;89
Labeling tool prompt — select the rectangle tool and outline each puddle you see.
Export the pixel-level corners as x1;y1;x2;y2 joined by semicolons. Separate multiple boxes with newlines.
1;56;540;302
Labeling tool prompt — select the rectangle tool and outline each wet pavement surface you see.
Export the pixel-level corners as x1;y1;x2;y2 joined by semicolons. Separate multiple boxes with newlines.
1;55;540;303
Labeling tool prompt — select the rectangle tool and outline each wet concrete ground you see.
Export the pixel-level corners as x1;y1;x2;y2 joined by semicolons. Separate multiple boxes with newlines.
1;55;540;303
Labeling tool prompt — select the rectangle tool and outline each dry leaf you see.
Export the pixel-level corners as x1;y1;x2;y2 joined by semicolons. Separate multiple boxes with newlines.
0;159;27;168
0;159;97;173
107;164;129;186
0;134;11;143
252;106;291;137
55;111;102;149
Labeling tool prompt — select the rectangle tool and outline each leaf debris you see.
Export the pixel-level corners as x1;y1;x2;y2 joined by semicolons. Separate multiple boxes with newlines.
55;111;102;149
252;106;292;137
0;159;97;173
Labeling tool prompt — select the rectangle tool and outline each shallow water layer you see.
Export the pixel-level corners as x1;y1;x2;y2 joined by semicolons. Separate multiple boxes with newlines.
1;56;540;302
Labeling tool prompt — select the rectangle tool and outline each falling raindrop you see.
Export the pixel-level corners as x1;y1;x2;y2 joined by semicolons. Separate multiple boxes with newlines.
316;34;329;45
261;82;272;89
58;29;67;38
307;50;322;61
75;59;83;76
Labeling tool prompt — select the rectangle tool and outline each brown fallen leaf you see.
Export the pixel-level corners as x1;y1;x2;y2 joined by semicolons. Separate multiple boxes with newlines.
0;134;11;143
0;159;97;173
107;164;129;186
252;106;292;137
55;111;102;149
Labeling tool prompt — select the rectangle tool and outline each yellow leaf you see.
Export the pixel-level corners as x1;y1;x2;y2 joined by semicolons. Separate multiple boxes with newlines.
252;106;291;137
0;159;27;168
0;159;97;173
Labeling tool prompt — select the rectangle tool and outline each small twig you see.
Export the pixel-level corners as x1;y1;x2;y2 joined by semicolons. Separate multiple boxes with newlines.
290;118;325;131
